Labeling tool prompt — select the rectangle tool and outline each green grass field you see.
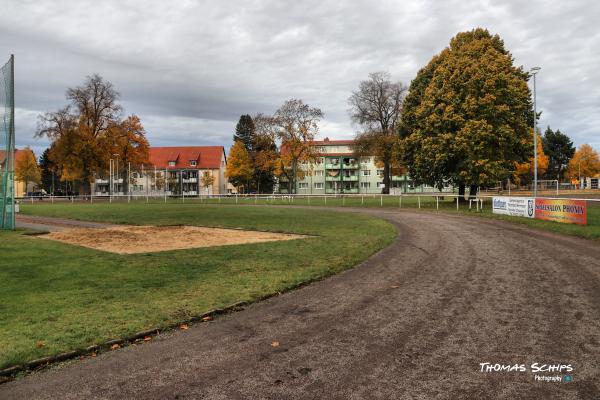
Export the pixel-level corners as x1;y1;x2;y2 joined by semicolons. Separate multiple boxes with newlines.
0;204;396;370
49;193;599;239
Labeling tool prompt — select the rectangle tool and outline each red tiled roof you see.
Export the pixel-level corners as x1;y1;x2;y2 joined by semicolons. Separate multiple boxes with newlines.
148;146;225;169
0;148;34;168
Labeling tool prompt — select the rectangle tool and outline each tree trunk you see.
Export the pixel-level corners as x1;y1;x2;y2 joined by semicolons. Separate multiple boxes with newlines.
469;184;478;199
382;161;391;194
83;177;91;196
458;183;465;202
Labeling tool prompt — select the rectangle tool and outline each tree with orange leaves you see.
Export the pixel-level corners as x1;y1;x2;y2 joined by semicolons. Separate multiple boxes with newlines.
514;132;549;185
567;144;600;186
226;140;253;193
109;114;150;193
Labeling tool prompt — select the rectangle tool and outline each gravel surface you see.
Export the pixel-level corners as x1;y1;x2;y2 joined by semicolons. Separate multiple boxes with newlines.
16;214;117;232
2;209;599;399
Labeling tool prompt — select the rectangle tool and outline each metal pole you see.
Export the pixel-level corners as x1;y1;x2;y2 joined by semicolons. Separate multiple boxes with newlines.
531;67;541;197
116;157;119;197
534;72;537;197
128;162;131;203
109;159;112;203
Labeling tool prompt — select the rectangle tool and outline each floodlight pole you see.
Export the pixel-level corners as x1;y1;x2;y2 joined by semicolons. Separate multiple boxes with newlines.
530;67;541;197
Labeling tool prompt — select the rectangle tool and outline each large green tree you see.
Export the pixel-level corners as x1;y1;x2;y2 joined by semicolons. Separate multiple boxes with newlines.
542;126;575;181
401;28;534;197
39;148;60;193
233;114;255;153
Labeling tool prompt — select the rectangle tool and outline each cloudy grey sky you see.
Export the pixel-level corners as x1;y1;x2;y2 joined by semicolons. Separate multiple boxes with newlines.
1;0;599;156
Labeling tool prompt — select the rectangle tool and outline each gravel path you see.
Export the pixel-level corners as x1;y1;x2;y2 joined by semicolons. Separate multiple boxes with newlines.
15;214;117;232
2;209;599;399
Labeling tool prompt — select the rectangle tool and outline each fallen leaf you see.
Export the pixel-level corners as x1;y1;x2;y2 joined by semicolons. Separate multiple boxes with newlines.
271;341;280;347
180;324;189;330
390;285;400;289
202;316;213;322
144;336;152;342
36;341;45;348
91;352;97;357
111;344;120;350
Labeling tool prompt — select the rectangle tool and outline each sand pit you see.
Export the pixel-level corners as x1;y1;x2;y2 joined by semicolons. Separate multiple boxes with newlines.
39;225;307;254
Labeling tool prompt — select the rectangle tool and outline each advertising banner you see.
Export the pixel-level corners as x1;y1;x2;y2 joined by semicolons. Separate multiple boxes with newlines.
534;199;587;225
492;197;535;218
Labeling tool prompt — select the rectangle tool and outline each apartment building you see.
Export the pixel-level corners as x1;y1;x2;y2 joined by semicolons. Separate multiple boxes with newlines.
278;138;447;194
93;146;228;196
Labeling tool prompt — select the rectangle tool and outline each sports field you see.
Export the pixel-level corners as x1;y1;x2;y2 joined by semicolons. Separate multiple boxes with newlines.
0;205;396;370
29;193;599;239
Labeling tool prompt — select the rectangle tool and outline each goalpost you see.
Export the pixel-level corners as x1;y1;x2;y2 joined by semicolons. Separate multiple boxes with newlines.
0;55;15;229
535;179;559;195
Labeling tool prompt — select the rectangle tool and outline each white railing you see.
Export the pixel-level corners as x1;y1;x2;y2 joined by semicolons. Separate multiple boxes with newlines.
16;192;600;212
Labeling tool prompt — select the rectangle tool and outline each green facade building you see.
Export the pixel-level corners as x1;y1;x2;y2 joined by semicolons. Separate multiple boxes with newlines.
278;138;451;194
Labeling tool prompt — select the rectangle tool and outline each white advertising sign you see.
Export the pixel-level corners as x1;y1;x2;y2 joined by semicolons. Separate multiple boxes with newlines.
492;196;535;218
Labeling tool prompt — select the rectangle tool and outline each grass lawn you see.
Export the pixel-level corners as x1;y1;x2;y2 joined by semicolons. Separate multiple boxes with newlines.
88;194;600;240
1;204;396;370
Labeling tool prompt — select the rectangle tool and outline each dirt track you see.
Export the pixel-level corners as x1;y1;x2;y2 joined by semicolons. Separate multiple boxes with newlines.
3;209;600;399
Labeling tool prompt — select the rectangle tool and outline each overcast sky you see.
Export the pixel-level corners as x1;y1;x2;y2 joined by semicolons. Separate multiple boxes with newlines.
1;0;599;157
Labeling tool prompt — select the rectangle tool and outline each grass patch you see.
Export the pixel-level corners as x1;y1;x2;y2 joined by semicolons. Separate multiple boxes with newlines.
1;204;396;370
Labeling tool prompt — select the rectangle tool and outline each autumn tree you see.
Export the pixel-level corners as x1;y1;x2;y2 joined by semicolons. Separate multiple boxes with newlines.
226;140;253;192
400;28;533;198
348;72;407;193
568;144;600;185
252;113;278;193
37;74;123;194
200;171;215;195
542;127;575;181
109;114;150;193
514;132;549;185
15;147;41;193
231;114;278;193
270;99;323;194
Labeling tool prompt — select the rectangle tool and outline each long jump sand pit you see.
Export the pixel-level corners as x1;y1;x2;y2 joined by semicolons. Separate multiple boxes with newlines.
39;225;307;254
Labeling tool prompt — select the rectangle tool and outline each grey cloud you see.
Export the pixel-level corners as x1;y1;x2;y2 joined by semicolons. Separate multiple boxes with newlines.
1;0;598;158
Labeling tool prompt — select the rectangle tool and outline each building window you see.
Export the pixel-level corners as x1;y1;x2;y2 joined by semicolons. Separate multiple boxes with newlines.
315;170;324;176
362;170;370;176
361;182;370;189
190;160;197;166
299;182;309;189
361;157;370;164
377;169;384;176
314;182;324;189
168;161;176;167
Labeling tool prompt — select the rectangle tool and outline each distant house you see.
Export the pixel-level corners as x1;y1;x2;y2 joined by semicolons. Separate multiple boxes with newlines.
0;148;39;197
93;146;229;196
